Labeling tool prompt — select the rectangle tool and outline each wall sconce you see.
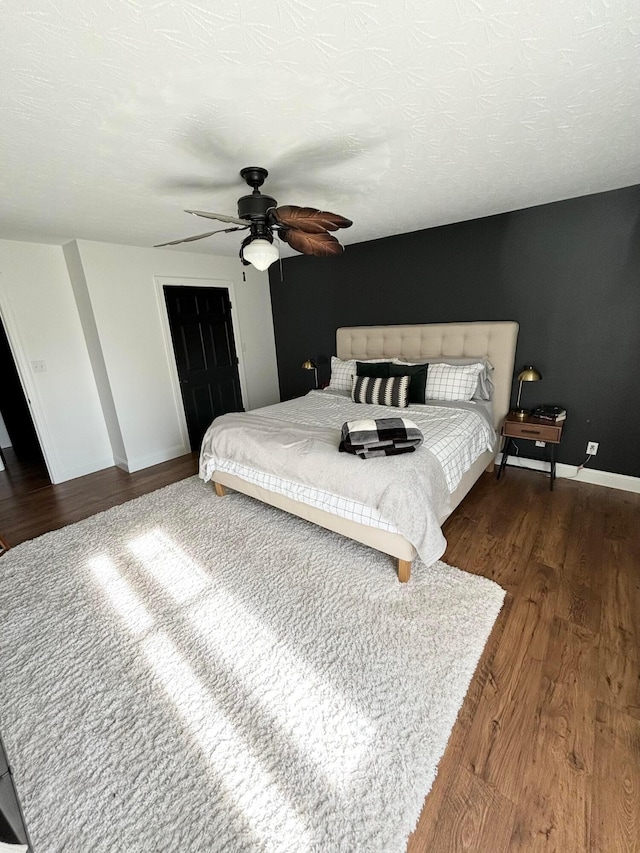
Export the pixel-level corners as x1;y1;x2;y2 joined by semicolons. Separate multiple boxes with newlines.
512;365;542;420
301;358;318;389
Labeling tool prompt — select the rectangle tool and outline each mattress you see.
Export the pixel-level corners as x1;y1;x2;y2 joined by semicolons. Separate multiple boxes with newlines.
199;390;495;547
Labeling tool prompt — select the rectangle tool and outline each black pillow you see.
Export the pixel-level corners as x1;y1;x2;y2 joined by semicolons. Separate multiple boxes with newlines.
388;363;428;404
356;361;392;378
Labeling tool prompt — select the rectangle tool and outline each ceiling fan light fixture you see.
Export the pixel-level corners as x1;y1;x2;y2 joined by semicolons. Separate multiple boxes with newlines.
243;238;279;271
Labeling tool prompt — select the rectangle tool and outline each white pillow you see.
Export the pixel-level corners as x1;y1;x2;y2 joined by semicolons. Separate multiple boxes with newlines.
424;362;485;402
328;357;356;392
329;356;390;393
394;357;494;400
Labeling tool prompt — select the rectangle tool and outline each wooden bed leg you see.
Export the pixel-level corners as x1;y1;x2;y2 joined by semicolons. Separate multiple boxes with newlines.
485;460;495;474
397;559;411;583
214;482;227;497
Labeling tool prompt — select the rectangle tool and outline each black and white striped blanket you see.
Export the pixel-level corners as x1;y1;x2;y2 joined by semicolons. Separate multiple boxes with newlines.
339;417;424;459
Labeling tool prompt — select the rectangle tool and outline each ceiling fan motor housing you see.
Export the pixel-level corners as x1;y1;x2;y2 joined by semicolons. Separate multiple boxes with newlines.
237;192;277;221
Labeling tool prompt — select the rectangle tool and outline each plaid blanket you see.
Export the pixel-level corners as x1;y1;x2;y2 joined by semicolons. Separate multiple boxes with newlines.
339;417;424;459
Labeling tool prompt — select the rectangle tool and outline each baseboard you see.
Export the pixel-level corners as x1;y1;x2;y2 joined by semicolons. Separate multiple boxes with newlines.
53;456;116;484
124;444;191;474
496;453;640;494
113;455;130;473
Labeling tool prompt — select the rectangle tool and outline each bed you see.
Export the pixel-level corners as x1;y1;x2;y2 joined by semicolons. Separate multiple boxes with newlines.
200;321;519;581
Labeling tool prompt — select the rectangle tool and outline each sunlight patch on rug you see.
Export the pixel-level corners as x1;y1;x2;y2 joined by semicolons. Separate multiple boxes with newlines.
0;477;505;852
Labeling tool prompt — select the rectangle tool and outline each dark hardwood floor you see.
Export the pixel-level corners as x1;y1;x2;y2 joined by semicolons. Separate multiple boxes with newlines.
0;447;51;502
413;469;640;852
0;452;199;549
0;457;638;851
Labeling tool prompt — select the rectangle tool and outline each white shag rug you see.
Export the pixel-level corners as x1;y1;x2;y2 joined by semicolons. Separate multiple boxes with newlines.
0;477;505;853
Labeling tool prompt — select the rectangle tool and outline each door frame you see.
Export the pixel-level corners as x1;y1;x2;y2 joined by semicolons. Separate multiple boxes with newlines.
0;296;57;482
154;276;249;453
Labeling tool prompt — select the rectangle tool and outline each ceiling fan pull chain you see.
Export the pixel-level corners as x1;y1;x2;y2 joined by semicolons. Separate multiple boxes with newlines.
274;235;284;281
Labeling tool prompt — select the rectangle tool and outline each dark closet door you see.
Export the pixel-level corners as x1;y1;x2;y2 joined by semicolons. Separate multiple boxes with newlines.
0;317;47;465
164;286;244;451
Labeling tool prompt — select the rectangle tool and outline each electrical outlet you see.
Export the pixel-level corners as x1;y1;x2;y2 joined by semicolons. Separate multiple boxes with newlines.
586;441;599;456
535;440;546;447
30;359;47;373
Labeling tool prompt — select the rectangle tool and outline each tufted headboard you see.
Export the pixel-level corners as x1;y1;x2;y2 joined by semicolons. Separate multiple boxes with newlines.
336;321;519;429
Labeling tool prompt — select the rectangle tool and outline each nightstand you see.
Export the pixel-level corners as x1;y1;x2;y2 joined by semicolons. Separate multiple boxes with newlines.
496;413;565;491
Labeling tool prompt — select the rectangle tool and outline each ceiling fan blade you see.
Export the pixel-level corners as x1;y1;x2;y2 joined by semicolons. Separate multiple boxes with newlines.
182;127;246;167
270;136;378;173
273;206;352;234
160;177;241;192
280;229;345;257
185;209;246;225
154;226;247;248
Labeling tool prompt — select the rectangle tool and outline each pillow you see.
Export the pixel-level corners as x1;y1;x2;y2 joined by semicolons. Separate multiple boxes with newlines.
394;357;494;400
428;357;494;400
329;356;390;393
423;362;485;402
356;360;392;378
351;374;410;408
388;362;428;404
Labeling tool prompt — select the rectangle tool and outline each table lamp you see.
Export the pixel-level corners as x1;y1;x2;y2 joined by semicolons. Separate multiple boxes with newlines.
511;365;542;420
301;358;318;389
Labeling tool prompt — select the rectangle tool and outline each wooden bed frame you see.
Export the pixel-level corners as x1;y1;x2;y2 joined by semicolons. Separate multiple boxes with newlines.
212;321;519;581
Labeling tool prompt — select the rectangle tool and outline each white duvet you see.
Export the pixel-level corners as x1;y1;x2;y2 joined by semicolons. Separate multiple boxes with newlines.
199;390;496;566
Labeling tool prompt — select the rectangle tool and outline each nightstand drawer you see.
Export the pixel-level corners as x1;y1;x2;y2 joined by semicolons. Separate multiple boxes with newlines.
502;421;562;442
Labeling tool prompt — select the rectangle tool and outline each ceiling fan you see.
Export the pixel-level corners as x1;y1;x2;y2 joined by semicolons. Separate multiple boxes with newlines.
154;166;352;271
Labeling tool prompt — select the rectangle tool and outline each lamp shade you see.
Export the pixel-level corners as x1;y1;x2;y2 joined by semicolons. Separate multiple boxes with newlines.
517;366;542;382
512;364;542;418
243;238;279;271
301;358;318;389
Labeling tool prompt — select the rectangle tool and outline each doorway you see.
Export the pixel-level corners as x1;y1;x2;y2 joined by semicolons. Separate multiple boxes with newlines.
163;285;244;451
0;317;50;498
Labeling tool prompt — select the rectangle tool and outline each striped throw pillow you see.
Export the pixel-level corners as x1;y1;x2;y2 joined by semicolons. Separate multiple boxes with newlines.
351;374;411;408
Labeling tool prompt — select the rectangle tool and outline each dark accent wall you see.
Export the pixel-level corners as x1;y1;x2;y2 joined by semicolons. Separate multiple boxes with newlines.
269;184;640;478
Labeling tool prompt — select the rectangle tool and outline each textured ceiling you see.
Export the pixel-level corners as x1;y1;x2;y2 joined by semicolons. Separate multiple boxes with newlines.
1;0;639;259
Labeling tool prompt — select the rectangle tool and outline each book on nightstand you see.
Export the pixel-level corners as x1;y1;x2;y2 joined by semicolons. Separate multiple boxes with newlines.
531;405;566;422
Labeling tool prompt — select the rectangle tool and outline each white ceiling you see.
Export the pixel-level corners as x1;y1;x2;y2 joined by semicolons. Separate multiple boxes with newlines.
1;0;639;259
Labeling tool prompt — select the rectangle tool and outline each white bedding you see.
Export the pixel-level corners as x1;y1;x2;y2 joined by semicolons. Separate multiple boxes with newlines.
199;391;496;566
252;390;495;492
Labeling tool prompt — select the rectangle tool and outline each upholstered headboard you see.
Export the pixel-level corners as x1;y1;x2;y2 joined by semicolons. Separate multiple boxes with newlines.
336;321;519;428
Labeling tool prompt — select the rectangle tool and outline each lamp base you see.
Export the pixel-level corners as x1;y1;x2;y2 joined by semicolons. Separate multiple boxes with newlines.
509;408;530;421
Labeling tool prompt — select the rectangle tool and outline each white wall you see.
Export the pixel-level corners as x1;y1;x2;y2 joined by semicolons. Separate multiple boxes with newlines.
0;412;10;448
0;240;115;482
63;241;127;464
0;411;10;473
0;238;279;481
0;412;8;472
70;240;279;472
